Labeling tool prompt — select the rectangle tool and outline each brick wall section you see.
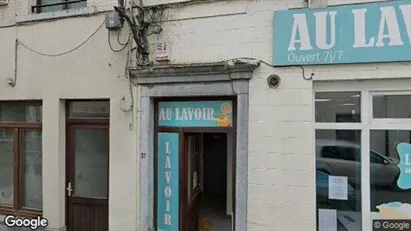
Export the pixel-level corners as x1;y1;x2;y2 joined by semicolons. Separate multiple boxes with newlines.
247;64;315;231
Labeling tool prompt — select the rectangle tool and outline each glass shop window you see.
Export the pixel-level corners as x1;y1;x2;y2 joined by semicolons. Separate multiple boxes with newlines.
373;95;411;119
315;92;361;123
315;91;363;231
370;93;411;221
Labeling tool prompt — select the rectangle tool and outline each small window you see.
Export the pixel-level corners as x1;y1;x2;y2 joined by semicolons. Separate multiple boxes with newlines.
32;0;87;13
68;101;110;119
0;105;42;123
372;94;411;119
315;92;361;123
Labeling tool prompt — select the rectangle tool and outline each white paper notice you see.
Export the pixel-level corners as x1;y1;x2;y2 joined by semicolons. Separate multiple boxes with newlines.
329;175;348;200
318;209;337;231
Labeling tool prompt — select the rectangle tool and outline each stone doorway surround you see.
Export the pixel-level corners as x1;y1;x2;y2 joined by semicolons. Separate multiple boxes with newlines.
130;60;260;231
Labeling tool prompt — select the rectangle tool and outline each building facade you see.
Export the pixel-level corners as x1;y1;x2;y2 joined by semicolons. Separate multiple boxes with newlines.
0;1;138;231
1;0;411;231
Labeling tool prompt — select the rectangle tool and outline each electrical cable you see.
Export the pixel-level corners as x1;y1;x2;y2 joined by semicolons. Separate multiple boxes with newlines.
117;30;128;46
117;23;130;46
108;29;130;52
109;5;132;52
18;19;106;57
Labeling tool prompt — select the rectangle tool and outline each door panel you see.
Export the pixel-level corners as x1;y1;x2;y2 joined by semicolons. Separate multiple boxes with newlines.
73;129;108;198
67;126;109;231
185;134;200;231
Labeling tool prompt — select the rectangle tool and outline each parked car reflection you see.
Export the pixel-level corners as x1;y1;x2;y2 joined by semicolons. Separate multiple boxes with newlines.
316;139;399;188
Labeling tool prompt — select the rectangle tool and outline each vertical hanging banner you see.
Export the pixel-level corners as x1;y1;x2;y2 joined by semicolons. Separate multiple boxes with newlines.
157;133;179;231
158;101;233;127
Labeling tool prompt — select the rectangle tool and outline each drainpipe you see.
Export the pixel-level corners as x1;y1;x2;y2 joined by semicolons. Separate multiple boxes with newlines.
7;39;18;87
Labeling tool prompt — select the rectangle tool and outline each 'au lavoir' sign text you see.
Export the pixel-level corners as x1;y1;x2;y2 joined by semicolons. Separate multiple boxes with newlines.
158;101;233;128
273;0;411;65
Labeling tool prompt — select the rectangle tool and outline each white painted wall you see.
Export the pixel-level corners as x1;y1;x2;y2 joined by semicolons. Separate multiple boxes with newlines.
0;2;138;230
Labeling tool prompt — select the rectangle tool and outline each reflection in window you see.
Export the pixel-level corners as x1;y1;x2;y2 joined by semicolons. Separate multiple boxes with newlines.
0;105;42;123
69;101;110;119
21;130;43;209
370;130;409;221
316;130;362;231
0;130;14;207
74;129;108;198
373;95;411;119
315;92;361;123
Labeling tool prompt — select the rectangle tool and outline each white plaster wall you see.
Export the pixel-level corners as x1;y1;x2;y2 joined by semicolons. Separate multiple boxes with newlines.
0;12;138;231
143;0;411;230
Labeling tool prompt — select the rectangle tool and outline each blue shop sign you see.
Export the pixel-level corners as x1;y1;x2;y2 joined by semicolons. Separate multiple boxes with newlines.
157;132;180;231
158;101;233;127
273;0;411;65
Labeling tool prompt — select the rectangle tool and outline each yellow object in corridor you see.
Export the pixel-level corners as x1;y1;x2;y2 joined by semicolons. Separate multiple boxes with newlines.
199;218;213;231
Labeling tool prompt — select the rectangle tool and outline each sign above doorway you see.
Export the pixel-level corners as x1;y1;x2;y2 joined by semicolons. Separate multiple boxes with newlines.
273;0;411;66
158;101;233;127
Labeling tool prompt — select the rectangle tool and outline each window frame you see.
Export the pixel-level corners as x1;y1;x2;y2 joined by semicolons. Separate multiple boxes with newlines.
0;101;42;217
315;79;411;231
33;0;87;13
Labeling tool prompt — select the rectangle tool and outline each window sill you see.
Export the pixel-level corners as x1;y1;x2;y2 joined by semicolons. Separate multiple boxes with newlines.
16;5;111;24
0;208;42;219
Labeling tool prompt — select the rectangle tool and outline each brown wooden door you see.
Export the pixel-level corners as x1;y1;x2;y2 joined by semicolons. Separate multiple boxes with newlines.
67;125;109;231
184;133;201;231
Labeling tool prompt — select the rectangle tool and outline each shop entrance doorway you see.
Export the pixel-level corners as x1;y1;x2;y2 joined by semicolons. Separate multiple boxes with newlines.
200;133;231;231
155;98;235;231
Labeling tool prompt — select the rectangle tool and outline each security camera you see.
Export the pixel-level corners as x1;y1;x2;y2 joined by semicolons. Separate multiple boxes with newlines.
267;74;281;88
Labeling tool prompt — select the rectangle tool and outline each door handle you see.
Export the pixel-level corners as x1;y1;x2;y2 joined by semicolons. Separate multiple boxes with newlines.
67;182;73;197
